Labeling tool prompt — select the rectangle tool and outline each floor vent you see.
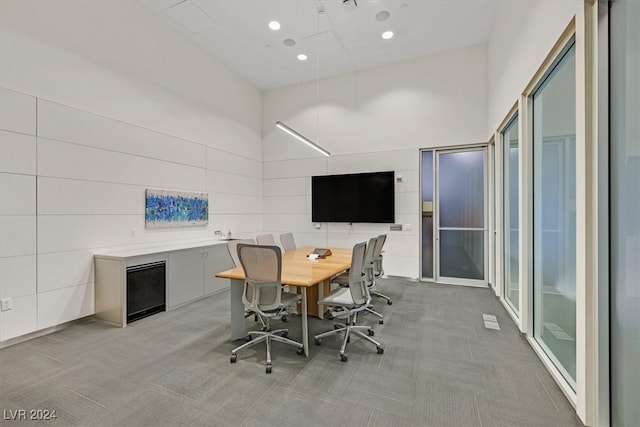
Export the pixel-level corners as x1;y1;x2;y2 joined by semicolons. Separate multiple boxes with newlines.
482;314;500;330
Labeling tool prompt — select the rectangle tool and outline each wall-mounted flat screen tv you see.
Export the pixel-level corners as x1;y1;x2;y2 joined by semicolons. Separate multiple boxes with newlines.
312;171;395;223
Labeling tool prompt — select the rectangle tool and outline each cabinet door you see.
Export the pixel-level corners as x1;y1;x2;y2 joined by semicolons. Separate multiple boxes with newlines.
204;245;234;295
167;249;205;308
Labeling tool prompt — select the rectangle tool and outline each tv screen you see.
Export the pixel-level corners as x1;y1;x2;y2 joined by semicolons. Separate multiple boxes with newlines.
312;171;395;223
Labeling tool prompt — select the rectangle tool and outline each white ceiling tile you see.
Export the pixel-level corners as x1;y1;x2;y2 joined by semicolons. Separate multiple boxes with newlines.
166;0;215;34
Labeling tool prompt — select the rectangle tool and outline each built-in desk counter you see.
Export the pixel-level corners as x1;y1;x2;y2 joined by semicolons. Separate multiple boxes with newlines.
95;240;234;327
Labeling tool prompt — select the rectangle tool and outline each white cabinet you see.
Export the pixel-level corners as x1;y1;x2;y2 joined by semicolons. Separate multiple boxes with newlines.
168;245;234;308
205;244;234;295
95;241;234;326
167;248;205;308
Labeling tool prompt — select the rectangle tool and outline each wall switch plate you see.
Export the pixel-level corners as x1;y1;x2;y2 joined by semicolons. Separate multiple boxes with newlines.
1;298;12;311
404;224;412;231
390;224;402;231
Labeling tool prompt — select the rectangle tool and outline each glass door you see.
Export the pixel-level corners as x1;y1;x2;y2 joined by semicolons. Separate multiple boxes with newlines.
435;148;487;286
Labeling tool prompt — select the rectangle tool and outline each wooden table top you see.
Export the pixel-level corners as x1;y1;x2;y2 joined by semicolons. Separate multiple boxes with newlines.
216;246;352;287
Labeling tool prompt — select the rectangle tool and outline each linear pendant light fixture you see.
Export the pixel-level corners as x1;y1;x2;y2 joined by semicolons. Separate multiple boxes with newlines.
275;121;330;156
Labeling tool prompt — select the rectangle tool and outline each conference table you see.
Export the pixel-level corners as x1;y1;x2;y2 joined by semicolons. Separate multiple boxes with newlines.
215;246;352;356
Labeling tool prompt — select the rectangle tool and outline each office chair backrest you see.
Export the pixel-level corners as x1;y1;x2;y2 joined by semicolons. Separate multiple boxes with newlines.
227;239;255;267
237;243;282;312
363;237;377;286
280;233;296;252
347;241;368;305
256;234;276;246
373;234;387;276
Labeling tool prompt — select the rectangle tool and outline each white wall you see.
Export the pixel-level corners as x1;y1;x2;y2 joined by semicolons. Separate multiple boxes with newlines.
0;1;262;342
487;1;582;132
262;45;488;278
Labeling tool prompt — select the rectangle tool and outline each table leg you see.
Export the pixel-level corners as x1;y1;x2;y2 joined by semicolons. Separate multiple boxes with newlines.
317;279;330;320
301;287;309;357
230;279;245;340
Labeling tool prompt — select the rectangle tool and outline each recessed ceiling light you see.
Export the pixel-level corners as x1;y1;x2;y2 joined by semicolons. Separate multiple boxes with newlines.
376;11;390;22
297;54;308;61
381;31;394;40
268;21;281;30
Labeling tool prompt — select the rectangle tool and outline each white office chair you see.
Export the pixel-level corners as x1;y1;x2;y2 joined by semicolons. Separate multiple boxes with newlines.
329;237;384;324
279;233;296;252
314;241;384;362
227;239;265;329
371;234;392;305
230;244;304;373
256;234;276;246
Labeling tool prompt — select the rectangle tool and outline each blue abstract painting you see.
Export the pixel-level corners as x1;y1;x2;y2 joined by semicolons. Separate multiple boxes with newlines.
145;189;209;228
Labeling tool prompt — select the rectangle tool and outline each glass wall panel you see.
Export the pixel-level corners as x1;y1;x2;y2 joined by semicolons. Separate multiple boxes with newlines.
532;42;577;388
610;0;640;424
421;150;434;278
503;115;519;314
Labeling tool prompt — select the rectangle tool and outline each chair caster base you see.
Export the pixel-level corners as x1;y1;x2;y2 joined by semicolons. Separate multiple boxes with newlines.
340;354;348;362
377;346;384;354
296;347;304;355
230;353;237;363
266;364;272;374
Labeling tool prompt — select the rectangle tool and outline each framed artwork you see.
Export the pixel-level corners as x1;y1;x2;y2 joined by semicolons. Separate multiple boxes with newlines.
145;189;209;228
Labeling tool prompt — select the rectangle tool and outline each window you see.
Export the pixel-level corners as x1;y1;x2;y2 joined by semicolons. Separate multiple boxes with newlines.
502;114;519;315
532;40;577;388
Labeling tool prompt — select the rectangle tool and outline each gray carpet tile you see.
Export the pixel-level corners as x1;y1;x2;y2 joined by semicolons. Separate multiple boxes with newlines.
0;279;583;427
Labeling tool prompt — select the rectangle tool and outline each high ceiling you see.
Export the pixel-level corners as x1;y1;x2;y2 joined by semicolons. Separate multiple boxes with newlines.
143;0;500;90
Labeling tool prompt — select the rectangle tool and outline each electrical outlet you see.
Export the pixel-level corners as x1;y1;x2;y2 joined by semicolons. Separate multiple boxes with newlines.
1;298;12;311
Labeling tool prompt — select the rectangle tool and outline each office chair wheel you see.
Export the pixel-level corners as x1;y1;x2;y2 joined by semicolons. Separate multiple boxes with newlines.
281;315;287;322
378;319;384;325
230;354;237;363
334;324;341;330
296;346;304;355
282;331;288;338
314;338;322;345
367;329;375;336
245;335;253;342
340;354;348;362
266;364;272;374
377;346;384;354
387;300;392;305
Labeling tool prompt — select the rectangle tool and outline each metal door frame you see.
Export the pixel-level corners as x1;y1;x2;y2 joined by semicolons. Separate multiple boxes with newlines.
420;145;489;287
